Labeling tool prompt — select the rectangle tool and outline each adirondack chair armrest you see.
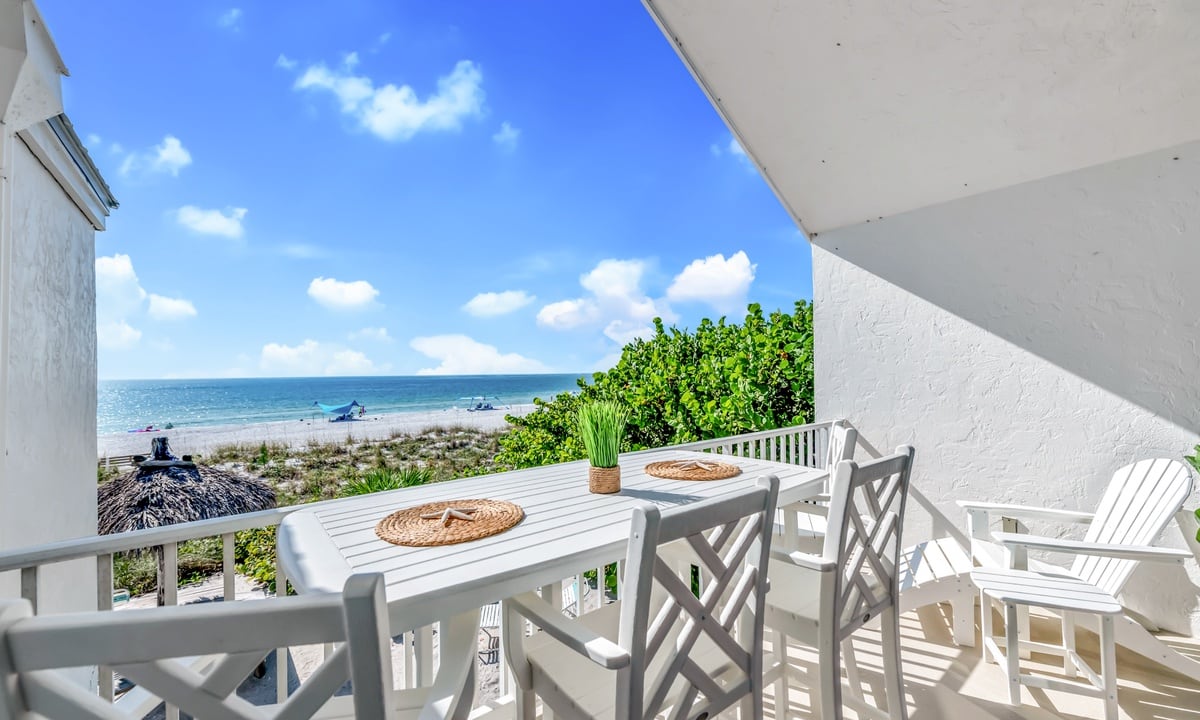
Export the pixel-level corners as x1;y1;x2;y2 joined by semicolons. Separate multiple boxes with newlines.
992;532;1192;563
958;501;1094;524
769;547;836;573
504;592;630;670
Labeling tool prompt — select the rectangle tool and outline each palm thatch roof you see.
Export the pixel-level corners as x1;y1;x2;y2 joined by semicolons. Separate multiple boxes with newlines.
98;437;275;535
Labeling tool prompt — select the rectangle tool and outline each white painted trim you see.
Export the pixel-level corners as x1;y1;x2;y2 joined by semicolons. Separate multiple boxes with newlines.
17;120;108;229
0;126;13;529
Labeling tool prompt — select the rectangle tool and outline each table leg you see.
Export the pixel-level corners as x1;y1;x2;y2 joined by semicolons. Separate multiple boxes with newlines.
417;609;480;720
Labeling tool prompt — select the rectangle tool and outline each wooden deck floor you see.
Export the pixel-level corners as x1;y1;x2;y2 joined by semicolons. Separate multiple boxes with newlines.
767;602;1200;720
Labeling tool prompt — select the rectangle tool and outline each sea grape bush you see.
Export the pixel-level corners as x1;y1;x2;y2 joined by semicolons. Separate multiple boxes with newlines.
1189;444;1199;542
495;301;815;469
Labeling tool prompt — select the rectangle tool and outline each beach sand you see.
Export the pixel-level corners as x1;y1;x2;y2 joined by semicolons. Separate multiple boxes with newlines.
98;404;535;458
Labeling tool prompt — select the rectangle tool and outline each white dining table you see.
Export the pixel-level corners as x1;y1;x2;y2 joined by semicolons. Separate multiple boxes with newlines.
277;448;826;716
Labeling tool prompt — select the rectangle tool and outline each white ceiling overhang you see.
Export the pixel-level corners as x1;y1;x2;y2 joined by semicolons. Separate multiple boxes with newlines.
641;0;1200;236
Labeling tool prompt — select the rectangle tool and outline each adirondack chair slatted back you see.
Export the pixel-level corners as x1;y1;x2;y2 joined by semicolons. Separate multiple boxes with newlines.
0;574;392;720
618;476;779;720
823;446;915;639
1073;458;1194;597
826;421;858;470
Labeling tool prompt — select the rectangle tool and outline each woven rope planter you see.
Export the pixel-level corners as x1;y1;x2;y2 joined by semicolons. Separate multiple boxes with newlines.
376;499;524;547
644;459;742;481
589;466;621;494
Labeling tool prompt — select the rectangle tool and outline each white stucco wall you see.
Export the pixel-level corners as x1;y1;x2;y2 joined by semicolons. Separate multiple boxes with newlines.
0;136;98;614
814;141;1200;634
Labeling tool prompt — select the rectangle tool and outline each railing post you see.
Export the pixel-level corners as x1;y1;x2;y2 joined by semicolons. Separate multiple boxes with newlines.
222;532;236;601
19;566;36;614
97;554;114;702
276;560;289;703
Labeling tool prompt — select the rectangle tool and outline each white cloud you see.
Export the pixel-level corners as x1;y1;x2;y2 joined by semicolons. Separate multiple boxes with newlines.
667;251;757;314
218;8;242;28
98;320;142;350
278;243;326;259
85;133;102;148
275;54;297;70
307;277;379;310
410;334;548;375
349;327;392;342
293;57;485;141
119;135;192;178
176;206;247;238
493;122;520;150
536;298;598;330
259;339;381;376
536;258;673;344
147;294;198;321
463;290;534;317
728;138;746;157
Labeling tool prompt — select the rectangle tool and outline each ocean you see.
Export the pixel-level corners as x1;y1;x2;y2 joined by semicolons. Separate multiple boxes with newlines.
97;374;588;435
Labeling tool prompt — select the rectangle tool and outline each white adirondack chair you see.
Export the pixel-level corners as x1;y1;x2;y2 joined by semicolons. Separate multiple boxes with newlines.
502;475;779;720
963;458;1197;719
0;573;455;720
765;446;916;720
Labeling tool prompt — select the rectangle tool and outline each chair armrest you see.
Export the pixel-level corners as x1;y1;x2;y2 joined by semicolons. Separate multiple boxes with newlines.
503;593;630;670
992;532;1192;563
958;501;1094;524
769;547;836;572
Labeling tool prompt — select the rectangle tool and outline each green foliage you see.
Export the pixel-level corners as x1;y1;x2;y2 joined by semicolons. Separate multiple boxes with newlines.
112;538;226;596
497;301;815;469
97;464;119;484
1186;444;1199;475
235;526;281;593
578;402;630;468
341;466;433;496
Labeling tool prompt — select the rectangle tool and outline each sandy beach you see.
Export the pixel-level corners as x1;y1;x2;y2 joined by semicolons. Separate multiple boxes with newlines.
98;404;535;458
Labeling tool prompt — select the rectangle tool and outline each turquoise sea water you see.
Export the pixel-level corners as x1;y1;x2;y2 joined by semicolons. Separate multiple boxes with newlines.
97;374;587;435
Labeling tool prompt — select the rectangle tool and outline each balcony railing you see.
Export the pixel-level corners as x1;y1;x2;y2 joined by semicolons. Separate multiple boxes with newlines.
2;419;940;717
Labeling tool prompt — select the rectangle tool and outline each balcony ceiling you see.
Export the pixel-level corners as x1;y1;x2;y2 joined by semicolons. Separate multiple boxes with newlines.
642;0;1200;235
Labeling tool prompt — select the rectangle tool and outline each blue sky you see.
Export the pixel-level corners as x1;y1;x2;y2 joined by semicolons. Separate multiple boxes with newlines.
42;2;811;380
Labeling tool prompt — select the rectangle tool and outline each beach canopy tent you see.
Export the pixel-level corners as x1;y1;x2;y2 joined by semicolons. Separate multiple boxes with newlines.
313;400;362;415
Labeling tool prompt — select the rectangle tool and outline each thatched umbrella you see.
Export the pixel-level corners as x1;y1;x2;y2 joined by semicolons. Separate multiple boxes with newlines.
98;437;276;605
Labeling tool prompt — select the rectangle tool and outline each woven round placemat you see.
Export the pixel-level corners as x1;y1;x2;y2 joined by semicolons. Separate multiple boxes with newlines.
645;459;742;481
376;499;524;547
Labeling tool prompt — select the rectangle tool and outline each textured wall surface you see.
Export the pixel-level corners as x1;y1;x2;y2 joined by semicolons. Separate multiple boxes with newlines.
0;138;97;613
814;141;1200;633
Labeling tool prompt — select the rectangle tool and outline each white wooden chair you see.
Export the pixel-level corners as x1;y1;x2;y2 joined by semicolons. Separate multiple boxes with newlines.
0;573;405;719
502;475;779;720
765;446;915;720
780;420;858;544
963;458;1196;720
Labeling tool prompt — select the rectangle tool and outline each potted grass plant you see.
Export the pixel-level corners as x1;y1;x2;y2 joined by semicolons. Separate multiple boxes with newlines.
578;400;630;494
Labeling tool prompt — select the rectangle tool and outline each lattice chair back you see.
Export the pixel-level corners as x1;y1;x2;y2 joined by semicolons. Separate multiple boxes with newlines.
823;446;915;640
826;421;858;469
617;475;779;720
0;574;393;720
1073;458;1194;598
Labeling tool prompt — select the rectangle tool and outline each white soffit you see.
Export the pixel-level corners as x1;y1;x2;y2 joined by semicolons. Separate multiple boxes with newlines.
642;0;1200;235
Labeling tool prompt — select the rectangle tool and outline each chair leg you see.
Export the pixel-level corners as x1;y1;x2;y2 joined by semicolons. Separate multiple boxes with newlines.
950;590;975;647
843;638;863;700
515;689;536;720
880;605;908;720
1062;613;1077;679
817;633;841;720
1005;603;1022;706
774;628;789;717
979;592;994;663
1100;615;1118;720
1017;603;1031;660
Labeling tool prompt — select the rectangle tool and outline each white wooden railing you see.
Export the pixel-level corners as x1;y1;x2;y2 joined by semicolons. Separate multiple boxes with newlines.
0;420;851;716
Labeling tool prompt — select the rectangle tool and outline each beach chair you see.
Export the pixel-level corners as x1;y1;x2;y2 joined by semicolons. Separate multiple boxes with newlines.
963;458;1199;718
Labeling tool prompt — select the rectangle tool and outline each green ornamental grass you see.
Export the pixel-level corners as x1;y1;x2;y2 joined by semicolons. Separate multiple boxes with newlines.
578;401;629;468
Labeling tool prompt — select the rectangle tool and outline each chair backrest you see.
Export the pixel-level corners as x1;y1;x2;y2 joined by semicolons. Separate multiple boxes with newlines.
0;573;392;720
617;475;779;720
826;420;858;469
1073;458;1195;597
822;446;915;639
